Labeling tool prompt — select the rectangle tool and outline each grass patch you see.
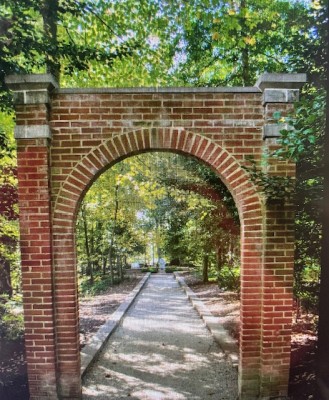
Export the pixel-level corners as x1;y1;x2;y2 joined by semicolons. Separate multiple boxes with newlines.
79;274;124;296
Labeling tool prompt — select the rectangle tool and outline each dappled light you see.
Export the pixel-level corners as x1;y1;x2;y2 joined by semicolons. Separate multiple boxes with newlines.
4;63;313;398
0;0;326;397
76;152;240;288
82;275;238;400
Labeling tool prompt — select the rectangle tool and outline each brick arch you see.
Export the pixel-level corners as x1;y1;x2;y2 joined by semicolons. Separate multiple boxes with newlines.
7;73;303;400
53;128;261;223
52;128;264;398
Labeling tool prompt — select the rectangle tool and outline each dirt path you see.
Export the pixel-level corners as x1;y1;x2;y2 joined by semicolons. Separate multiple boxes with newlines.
79;273;143;347
0;273;143;400
82;273;238;400
0;271;323;399
179;272;322;400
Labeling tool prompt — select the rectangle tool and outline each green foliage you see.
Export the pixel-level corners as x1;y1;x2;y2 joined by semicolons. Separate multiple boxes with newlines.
141;267;158;273
217;264;240;291
0;295;24;340
276;89;325;311
0;114;19;297
294;262;320;314
1;0;315;93
79;274;122;297
76;157;155;278
1;0;326;333
243;156;295;201
76;153;240;287
0;0;139;110
286;0;328;85
243;85;325;311
173;157;239;225
190;261;220;282
276;88;326;162
0;216;20;289
168;0;317;86
165;267;177;273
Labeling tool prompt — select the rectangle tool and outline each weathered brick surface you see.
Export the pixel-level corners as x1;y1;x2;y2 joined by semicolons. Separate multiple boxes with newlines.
16;138;58;399
9;78;300;400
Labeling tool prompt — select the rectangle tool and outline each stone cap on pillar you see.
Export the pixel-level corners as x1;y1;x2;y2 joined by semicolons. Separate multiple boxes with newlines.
255;72;307;91
5;74;59;105
256;73;307;106
257;73;307;139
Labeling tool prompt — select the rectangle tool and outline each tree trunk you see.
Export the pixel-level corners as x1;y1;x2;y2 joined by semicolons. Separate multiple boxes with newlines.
102;256;107;276
40;0;60;81
81;204;93;283
202;254;209;283
118;256;123;282
109;250;114;284
0;257;13;297
240;0;250;86
241;46;250;86
216;244;224;269
108;181;120;284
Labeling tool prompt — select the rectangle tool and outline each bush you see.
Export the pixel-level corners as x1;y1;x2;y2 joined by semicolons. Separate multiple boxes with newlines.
0;295;24;340
217;264;240;291
141;267;158;273
79;275;122;296
296;281;319;314
165;267;177;273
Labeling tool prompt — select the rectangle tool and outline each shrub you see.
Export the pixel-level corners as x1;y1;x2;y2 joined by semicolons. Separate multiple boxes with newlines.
217;264;240;291
165;267;177;273
296;281;319;314
141;267;158;273
79;274;122;296
0;295;24;340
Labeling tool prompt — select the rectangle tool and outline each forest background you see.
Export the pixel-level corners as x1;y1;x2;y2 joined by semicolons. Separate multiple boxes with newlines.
0;0;327;382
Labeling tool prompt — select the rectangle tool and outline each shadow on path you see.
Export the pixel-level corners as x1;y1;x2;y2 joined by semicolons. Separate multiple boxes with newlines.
82;274;238;400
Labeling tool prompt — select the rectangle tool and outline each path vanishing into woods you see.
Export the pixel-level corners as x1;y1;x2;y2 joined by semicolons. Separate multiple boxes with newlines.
82;273;238;400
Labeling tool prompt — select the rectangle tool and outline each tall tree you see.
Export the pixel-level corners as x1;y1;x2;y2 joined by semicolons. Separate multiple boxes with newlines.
316;0;329;394
168;0;313;86
0;115;18;297
0;0;136;110
76;153;240;285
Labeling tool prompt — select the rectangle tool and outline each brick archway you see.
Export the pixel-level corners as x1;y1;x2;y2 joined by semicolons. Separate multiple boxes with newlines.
6;73;306;399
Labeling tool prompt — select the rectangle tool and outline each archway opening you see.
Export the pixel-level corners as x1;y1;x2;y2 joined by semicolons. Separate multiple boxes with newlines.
76;150;241;340
6;73;301;399
75;151;241;397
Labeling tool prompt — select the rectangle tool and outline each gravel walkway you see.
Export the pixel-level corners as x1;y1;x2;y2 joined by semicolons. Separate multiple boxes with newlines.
82;273;238;400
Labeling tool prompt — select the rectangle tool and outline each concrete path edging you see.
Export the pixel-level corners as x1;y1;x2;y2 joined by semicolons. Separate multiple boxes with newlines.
174;273;239;368
80;272;151;377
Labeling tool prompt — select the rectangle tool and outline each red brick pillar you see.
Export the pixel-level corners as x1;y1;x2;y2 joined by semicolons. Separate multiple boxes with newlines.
6;75;60;399
256;73;306;398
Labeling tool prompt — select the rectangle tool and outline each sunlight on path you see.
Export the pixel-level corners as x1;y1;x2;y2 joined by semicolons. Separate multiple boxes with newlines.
82;274;238;400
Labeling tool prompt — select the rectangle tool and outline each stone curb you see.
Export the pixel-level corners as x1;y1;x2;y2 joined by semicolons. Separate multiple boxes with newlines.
174;273;239;368
80;272;151;377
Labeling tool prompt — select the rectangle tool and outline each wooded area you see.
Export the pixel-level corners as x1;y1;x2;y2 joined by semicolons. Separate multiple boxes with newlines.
76;153;240;293
0;0;327;397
